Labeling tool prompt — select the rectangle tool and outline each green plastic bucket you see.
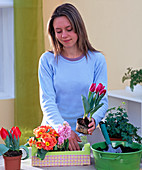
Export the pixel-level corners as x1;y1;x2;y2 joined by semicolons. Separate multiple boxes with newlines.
91;141;142;170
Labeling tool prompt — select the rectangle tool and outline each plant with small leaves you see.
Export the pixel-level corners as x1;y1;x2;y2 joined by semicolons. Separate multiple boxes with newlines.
122;67;142;91
104;103;142;144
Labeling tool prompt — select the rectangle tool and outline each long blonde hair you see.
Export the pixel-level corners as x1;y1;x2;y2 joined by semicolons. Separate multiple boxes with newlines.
48;3;98;58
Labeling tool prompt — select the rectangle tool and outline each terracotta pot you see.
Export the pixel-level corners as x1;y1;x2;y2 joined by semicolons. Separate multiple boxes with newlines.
3;155;22;170
110;137;123;141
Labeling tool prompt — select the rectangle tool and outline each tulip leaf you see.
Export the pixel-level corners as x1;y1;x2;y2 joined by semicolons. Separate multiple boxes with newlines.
5;135;10;148
14;136;19;150
94;92;99;105
88;92;95;109
90;103;104;120
96;93;105;106
81;95;90;117
0;144;9;156
7;131;13;148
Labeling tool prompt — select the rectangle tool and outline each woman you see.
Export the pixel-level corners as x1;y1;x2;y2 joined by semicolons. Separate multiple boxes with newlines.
38;3;108;151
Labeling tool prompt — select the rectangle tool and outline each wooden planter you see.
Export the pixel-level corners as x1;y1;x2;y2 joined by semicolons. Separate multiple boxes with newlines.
32;143;90;167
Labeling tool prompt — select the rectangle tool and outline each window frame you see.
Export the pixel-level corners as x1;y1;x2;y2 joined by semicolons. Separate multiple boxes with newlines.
0;0;14;99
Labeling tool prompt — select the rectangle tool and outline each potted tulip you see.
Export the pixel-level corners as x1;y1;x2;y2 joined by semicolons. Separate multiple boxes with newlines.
0;126;29;170
76;83;106;134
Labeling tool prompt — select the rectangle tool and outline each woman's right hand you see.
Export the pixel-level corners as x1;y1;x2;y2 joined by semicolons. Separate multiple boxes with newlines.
69;130;82;151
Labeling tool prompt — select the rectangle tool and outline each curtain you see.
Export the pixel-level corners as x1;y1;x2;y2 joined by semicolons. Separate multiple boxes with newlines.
14;0;45;144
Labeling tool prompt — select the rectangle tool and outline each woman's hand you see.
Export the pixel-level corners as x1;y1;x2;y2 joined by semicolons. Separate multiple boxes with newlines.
88;118;96;135
69;130;82;151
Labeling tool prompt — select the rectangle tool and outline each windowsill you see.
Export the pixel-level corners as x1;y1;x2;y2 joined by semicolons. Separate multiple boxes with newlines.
0;92;14;100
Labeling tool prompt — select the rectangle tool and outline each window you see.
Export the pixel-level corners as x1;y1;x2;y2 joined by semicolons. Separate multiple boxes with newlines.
0;0;14;99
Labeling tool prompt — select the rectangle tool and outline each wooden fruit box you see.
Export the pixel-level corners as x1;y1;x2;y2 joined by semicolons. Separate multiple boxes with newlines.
32;143;90;167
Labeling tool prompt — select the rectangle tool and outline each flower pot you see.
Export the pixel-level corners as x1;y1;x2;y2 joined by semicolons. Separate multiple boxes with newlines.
76;118;90;134
125;84;142;95
32;143;90;167
91;141;142;170
110;137;123;141
3;155;22;170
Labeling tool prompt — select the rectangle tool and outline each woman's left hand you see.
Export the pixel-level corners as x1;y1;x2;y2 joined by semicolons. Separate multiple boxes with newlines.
88;118;96;135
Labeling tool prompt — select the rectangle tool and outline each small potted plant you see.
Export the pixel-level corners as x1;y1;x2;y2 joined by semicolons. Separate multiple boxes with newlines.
104;103;142;144
76;83;106;134
27;121;90;167
0;126;29;170
122;67;142;92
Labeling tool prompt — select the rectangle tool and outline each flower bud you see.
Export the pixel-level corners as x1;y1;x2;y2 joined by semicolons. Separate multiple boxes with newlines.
0;127;9;140
96;83;105;93
89;83;96;92
99;89;106;96
11;126;21;140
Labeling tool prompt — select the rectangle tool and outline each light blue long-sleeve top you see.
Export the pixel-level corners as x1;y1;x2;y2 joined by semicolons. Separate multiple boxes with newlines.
38;50;108;132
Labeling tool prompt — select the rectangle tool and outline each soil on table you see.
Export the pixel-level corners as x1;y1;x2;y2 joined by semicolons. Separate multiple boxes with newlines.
96;144;140;153
4;150;22;157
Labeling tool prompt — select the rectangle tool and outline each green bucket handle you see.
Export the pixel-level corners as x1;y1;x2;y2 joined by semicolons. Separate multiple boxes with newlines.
99;153;121;160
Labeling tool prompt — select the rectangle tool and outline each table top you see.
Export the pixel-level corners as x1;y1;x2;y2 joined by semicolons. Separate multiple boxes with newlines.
0;155;96;170
1;155;142;170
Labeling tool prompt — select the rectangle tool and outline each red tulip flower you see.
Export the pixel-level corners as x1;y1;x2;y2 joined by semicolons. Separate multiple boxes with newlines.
0;127;9;140
89;83;96;92
99;89;106;96
10;126;21;140
96;83;105;93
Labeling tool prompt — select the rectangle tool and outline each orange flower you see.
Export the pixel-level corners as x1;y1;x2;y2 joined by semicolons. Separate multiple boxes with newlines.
33;127;46;138
36;140;43;149
49;129;59;137
40;125;51;132
42;137;56;151
51;135;57;144
41;133;51;140
28;137;36;147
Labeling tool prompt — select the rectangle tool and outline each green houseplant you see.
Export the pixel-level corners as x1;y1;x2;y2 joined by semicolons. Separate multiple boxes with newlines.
104;103;142;144
122;67;142;92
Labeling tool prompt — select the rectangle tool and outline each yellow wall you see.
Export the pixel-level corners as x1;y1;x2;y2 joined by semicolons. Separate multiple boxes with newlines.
43;0;142;90
43;0;64;50
0;99;14;143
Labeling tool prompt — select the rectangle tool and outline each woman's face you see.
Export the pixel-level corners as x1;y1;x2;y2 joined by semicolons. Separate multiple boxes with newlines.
53;16;78;49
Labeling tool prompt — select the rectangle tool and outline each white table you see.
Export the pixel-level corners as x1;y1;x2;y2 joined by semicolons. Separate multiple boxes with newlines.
0;155;96;170
1;155;142;170
108;89;142;136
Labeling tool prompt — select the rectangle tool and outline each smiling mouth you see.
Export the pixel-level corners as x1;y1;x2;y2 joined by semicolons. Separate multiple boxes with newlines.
63;39;71;43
